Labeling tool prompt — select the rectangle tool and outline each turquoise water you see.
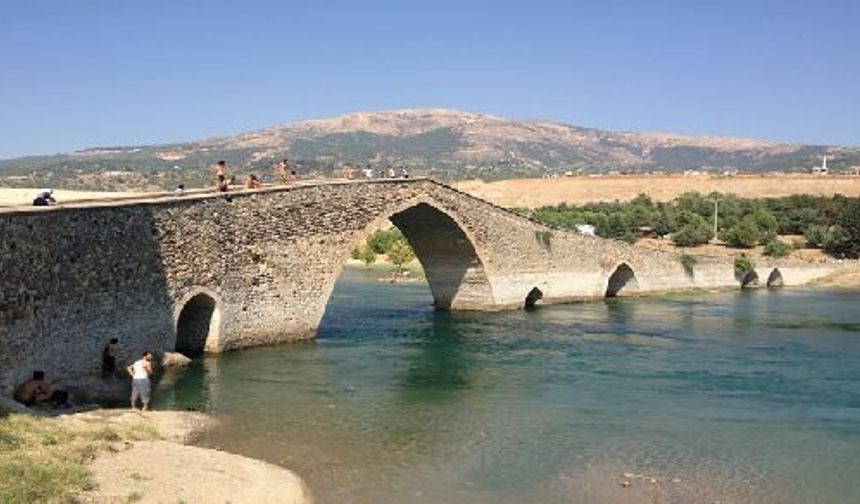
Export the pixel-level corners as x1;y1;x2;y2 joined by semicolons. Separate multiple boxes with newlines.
156;267;860;503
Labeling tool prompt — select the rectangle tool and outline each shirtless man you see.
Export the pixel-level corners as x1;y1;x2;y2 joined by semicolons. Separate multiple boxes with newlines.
244;173;262;189
14;371;67;407
273;158;293;184
127;351;154;411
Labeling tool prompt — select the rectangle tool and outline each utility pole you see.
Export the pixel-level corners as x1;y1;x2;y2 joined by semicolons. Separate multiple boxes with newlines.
711;197;720;242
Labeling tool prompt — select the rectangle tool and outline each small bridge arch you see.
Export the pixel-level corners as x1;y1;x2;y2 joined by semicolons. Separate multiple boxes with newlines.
605;263;639;298
174;288;223;355
767;268;784;288
524;287;543;309
740;271;759;289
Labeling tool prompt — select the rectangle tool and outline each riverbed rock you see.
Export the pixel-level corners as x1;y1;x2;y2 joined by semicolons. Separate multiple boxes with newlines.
160;351;192;370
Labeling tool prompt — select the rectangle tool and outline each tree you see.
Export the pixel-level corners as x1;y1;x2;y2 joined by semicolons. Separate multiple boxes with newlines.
367;228;405;254
671;211;712;246
824;199;860;258
722;216;760;248
595;213;637;243
357;245;376;266
752;209;779;245
387;238;415;271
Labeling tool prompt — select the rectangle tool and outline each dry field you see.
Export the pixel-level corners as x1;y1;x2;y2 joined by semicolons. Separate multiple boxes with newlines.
454;175;860;208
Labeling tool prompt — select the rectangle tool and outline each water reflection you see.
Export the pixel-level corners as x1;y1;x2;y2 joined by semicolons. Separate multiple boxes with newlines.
399;313;475;400
154;269;860;504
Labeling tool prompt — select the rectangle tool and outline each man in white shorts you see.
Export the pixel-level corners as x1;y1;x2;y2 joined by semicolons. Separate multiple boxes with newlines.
127;351;154;411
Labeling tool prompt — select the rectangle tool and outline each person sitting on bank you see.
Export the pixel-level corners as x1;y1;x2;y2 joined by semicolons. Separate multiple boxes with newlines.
102;338;119;377
244;173;262;189
14;371;69;407
174;183;186;196
127;351;154;412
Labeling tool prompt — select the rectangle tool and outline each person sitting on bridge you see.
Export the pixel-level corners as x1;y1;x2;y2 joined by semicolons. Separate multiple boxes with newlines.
216;174;229;193
14;370;69;407
214;160;226;178
244;173;262;189
32;189;56;206
273;158;293;184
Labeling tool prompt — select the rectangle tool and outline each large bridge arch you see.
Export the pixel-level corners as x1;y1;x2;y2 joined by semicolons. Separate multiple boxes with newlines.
322;199;497;315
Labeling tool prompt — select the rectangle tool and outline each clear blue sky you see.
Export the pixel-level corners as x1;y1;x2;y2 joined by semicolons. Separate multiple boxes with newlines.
1;0;858;159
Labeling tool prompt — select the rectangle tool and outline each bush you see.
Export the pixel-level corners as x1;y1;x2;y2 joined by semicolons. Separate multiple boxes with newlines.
804;225;827;248
763;239;791;258
734;254;755;276
679;254;698;276
356;245;376;266
722;217;760;248
367;228;404;254
823;225;852;258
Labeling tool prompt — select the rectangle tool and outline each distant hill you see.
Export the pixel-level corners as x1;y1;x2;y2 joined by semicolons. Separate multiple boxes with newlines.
1;108;858;191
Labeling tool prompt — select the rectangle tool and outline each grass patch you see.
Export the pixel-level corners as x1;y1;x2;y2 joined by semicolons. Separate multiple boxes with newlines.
0;413;159;503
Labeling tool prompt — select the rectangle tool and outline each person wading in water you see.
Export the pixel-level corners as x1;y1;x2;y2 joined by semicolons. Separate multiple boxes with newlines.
127;351;154;411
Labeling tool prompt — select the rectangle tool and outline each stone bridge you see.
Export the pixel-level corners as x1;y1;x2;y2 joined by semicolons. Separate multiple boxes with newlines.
0;179;837;391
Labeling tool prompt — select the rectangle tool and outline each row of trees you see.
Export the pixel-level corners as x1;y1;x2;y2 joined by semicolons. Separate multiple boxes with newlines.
350;228;417;271
529;192;860;258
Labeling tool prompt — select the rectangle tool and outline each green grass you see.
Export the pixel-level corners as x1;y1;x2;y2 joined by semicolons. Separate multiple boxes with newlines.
0;413;159;503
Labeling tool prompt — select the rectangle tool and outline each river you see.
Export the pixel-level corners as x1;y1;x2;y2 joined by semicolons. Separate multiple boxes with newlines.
155;266;860;503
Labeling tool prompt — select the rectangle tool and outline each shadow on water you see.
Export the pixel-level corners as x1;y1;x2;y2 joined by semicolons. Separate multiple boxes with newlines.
397;312;476;402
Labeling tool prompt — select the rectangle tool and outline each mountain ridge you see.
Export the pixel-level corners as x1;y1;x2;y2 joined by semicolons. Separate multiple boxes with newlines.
1;108;858;191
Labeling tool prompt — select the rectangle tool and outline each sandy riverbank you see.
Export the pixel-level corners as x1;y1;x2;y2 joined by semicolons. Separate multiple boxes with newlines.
0;407;311;504
68;409;311;504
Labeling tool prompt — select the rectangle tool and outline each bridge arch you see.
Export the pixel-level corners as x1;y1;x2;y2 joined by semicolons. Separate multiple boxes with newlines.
766;268;783;288
174;288;223;355
605;263;638;298
524;287;543;309
323;199;496;315
740;271;759;289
